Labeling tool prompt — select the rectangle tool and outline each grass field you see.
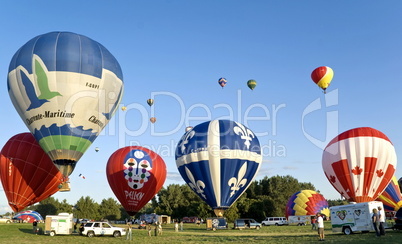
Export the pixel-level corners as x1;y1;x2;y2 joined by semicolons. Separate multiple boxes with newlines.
1;222;401;244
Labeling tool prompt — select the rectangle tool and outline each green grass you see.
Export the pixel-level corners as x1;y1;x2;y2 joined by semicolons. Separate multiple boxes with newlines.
0;222;401;244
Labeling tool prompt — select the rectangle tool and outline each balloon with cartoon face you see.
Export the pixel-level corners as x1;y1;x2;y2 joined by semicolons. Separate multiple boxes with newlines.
106;146;166;216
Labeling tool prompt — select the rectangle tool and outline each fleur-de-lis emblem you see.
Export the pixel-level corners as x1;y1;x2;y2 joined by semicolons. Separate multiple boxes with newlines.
351;166;363;175
185;167;206;199
228;162;248;197
179;130;195;154
233;122;254;150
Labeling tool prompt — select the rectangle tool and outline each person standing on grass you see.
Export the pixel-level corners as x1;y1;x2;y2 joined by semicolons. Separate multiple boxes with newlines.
378;206;386;235
311;216;317;230
372;208;380;237
316;213;325;241
126;222;133;241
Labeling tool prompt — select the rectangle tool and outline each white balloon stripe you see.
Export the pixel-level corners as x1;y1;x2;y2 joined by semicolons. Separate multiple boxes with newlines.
208;120;221;208
176;150;262;167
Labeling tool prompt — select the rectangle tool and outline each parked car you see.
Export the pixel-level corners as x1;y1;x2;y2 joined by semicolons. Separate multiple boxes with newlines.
393;208;402;230
233;218;262;229
0;216;12;224
81;221;126;237
261;217;288;226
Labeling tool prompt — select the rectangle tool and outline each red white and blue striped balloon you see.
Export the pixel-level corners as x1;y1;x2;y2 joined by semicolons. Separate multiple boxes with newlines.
175;120;262;216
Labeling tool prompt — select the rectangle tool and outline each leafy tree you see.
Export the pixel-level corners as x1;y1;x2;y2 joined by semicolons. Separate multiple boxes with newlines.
98;198;121;220
74;196;100;220
58;199;73;213
35;197;59;217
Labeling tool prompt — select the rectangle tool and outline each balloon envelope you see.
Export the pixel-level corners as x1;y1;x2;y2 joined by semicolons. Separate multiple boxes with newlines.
175;120;262;216
13;210;43;223
311;66;333;92
150;117;156;123
147;99;154;106
247;79;257;90
218;77;227;88
7;31;124;178
376;176;402;212
0;133;63;212
285;190;330;218
106;146;167;216
322;127;397;202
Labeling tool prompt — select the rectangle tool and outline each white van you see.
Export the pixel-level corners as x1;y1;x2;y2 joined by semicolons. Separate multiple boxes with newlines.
261;217;288;226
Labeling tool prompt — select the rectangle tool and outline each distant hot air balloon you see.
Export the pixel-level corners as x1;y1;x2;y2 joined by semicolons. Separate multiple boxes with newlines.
147;99;154;107
185;126;193;132
13;210;43;223
247;79;257;90
0;133;64;212
322;127;397;203
106;146;167;216
175;120;262;217
150;117;156;124
78;173;86;180
95;147;100;152
218;77;227;88
285;190;330;219
376;176;402;212
121;106;127;111
7;32;124;184
311;66;334;93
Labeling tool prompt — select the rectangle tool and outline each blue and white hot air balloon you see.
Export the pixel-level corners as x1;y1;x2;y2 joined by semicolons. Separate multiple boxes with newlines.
175;120;262;216
7;32;124;186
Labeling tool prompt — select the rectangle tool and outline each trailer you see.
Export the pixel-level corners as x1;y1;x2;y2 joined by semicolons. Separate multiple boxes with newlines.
330;201;384;235
44;213;74;236
288;215;314;226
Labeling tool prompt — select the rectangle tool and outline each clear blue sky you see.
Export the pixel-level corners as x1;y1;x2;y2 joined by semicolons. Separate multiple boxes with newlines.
1;0;402;214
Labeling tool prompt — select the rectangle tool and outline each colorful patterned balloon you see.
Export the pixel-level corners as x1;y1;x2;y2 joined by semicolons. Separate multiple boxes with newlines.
311;66;334;93
322;127;397;202
285;190;330;218
7;32;124;179
175;120;262;217
218;77;227;88
106;146;167;216
376;176;402;212
13;210;43;223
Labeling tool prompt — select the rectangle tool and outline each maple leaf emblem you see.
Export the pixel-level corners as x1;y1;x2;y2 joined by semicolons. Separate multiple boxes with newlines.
376;169;384;177
351;166;363;175
330;175;336;183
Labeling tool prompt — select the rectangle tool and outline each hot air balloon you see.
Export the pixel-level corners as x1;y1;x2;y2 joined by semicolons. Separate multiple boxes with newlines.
247;79;257;90
311;66;334;93
376;176;402;212
147;99;154;107
106;146;167;216
175;120;262;217
150;117;156;124
285;190;330;219
185;126;193;132
7;32;124;184
13;210;43;223
121;106;127;111
218;77;227;88
322;127;397;203
95;147;100;152
0;133;64;212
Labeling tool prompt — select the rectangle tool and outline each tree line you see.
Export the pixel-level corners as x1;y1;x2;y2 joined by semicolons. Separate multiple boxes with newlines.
5;175;347;223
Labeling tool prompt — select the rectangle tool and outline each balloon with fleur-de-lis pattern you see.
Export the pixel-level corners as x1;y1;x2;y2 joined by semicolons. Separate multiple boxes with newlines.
175;120;262;217
322;127;397;203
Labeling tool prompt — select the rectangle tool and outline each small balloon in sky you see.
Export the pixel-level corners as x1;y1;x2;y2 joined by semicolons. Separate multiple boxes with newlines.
247;79;257;90
218;77;227;88
311;66;334;93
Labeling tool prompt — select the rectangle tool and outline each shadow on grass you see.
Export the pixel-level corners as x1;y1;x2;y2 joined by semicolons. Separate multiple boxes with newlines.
18;228;36;234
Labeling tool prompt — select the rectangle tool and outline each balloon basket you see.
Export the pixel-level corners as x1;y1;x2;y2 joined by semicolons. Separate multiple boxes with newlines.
58;182;70;192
